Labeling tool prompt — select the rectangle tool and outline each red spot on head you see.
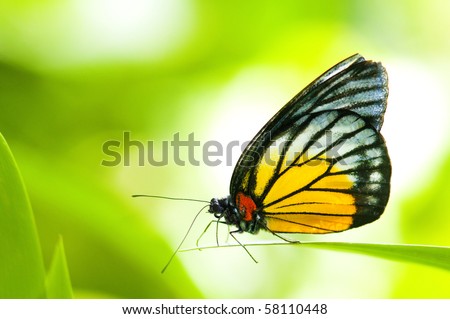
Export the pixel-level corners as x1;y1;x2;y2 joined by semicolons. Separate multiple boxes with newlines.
236;192;257;221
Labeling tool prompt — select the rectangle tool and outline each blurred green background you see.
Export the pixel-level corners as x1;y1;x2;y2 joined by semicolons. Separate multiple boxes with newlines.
0;0;449;298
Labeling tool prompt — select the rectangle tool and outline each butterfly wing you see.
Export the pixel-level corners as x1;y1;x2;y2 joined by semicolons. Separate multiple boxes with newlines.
230;54;390;233
260;110;390;233
230;54;388;195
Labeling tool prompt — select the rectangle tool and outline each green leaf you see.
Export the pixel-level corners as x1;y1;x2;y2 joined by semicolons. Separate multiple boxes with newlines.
182;241;450;271
300;242;450;271
0;133;46;298
46;237;73;298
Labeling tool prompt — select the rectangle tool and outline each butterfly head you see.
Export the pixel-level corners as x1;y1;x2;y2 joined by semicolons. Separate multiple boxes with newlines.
208;196;240;224
209;197;231;218
209;195;263;234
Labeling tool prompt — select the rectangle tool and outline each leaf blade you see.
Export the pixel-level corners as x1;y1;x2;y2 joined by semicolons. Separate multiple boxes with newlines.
0;133;46;298
182;241;450;271
46;237;73;299
300;242;450;271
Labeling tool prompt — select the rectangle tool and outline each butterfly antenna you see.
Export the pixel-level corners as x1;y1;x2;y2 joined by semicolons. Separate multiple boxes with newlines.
132;194;210;204
161;204;209;274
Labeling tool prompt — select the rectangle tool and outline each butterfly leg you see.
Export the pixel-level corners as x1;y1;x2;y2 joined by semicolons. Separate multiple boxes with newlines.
196;220;216;248
196;219;230;248
266;227;301;244
229;230;258;264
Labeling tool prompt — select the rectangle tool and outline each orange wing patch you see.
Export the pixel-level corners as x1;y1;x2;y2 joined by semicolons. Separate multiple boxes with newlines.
266;214;354;233
262;158;358;233
263;159;330;205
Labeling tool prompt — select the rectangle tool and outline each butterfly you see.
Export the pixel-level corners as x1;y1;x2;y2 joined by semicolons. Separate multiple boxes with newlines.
209;53;391;241
138;53;391;272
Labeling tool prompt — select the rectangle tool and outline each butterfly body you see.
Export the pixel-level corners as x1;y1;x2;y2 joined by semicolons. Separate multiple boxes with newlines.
208;53;391;236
